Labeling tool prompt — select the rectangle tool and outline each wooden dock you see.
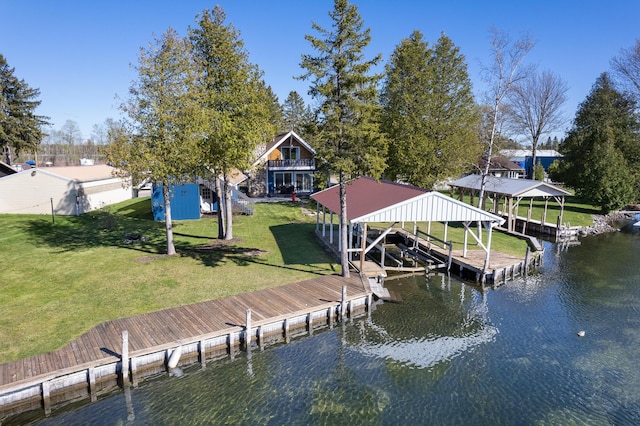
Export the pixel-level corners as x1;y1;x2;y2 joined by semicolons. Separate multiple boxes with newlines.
315;227;541;285
394;228;540;284
0;274;372;420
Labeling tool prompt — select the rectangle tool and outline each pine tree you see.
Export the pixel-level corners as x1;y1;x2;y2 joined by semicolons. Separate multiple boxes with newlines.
555;73;640;212
262;84;285;138
381;31;479;188
109;28;202;255
0;54;49;164
283;91;306;133
300;0;387;277
189;6;276;239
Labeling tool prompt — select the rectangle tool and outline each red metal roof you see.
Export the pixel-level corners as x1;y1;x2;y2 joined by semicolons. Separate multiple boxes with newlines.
311;176;430;221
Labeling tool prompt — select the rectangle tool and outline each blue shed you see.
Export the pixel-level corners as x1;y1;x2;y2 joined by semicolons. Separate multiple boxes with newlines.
152;183;201;221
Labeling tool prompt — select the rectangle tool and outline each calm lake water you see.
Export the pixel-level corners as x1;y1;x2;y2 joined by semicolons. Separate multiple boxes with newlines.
20;228;640;425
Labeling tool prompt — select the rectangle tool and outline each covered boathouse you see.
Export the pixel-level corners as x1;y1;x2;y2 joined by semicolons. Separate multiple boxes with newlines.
450;174;572;238
310;177;535;284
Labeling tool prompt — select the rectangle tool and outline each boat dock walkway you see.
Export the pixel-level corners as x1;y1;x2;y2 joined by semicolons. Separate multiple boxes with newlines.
0;274;371;420
393;228;540;284
316;227;541;285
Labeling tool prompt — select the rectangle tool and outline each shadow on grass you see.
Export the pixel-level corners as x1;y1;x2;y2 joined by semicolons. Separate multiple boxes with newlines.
14;198;168;255
270;223;333;265
176;223;337;274
176;221;338;274
13;197;337;273
178;240;259;268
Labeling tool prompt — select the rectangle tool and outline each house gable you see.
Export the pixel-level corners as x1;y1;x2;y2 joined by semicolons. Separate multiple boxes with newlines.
253;130;316;166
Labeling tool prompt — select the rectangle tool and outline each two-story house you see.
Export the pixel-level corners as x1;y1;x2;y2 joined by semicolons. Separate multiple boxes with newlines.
247;130;316;197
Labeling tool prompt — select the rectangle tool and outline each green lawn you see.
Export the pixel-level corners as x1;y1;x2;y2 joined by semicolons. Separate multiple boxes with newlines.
447;192;599;227
514;196;600;227
0;199;338;364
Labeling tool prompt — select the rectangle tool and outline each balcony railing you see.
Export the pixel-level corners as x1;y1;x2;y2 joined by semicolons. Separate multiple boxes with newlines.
267;159;315;169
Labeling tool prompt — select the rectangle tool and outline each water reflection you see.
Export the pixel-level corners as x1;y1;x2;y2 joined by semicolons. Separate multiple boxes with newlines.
352;274;497;370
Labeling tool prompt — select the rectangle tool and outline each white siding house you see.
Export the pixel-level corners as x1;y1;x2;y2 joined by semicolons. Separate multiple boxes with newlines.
0;165;132;215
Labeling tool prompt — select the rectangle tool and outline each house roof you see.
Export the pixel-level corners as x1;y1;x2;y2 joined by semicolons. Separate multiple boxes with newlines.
311;176;504;224
0;161;17;176
500;149;562;159
1;165;123;183
450;174;571;198
479;155;524;171
42;165;122;182
253;130;315;166
227;169;247;186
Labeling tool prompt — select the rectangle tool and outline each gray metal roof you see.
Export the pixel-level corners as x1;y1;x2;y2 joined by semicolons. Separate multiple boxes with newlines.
450;174;571;198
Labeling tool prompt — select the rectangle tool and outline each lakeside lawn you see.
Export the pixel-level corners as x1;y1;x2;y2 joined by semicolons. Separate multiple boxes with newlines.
450;192;600;227
0;196;596;364
0;198;339;364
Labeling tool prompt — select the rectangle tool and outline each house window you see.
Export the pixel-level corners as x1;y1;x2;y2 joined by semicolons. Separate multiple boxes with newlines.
296;173;313;192
275;172;294;193
201;187;212;200
281;147;299;160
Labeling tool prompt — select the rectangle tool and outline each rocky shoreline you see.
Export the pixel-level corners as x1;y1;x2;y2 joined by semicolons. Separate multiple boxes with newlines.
579;210;639;236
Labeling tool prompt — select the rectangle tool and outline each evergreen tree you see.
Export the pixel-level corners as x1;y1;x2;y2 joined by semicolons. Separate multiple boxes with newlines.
554;73;640;212
300;0;387;277
533;160;545;180
108;28;202;255
283;91;306;133
0;54;49;164
189;6;276;239
381;31;479;188
261;83;285;137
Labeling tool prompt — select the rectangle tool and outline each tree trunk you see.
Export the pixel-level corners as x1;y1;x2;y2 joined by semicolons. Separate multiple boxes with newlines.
162;181;176;255
224;176;233;240
214;176;225;239
478;98;500;210
4;144;11;165
339;172;350;278
530;144;538;179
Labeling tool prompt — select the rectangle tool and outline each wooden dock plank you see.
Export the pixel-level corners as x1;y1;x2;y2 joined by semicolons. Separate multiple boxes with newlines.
0;274;371;390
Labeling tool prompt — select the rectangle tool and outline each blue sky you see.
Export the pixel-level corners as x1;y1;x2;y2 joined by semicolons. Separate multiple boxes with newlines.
2;0;638;142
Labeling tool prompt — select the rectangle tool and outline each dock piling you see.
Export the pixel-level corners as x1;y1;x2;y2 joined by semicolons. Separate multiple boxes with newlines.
341;286;347;320
199;339;206;367
245;309;252;349
88;367;97;401
41;381;51;417
121;330;129;386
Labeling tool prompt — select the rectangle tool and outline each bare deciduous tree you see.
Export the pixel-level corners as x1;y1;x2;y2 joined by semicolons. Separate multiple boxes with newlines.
611;39;640;102
478;28;534;208
506;70;568;178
